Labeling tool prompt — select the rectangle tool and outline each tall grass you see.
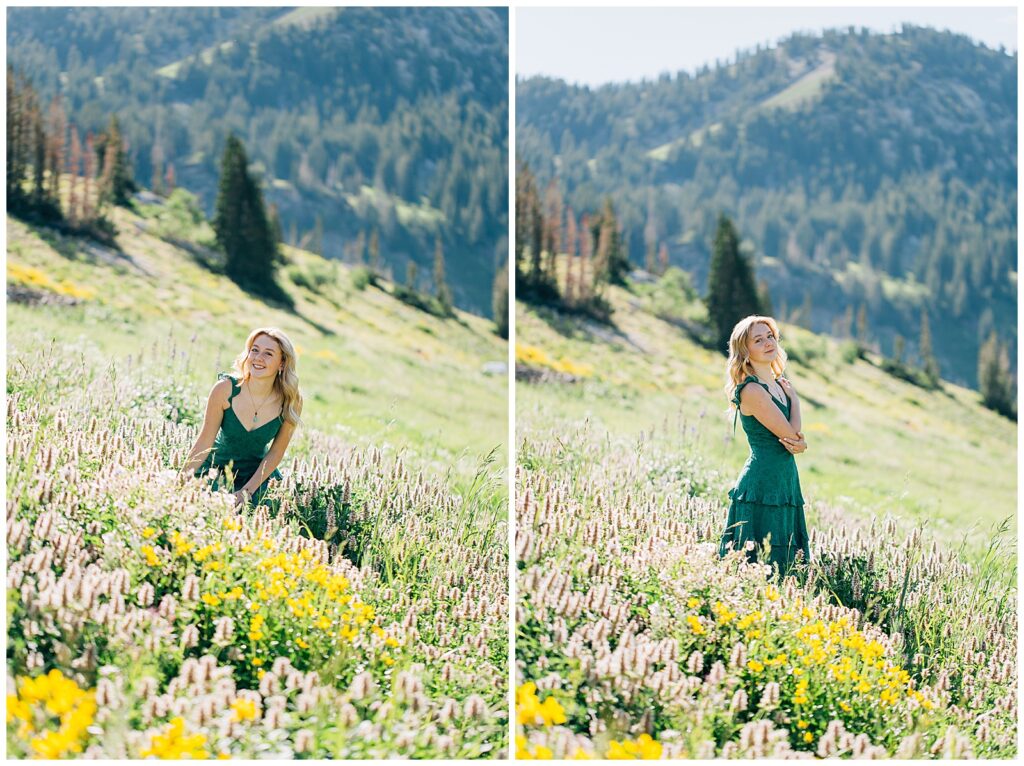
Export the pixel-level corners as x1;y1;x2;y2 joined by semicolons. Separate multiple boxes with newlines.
7;336;507;758
515;415;1016;759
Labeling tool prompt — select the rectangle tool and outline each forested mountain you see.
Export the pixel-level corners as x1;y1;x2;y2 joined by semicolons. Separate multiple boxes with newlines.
8;6;508;315
517;26;1016;387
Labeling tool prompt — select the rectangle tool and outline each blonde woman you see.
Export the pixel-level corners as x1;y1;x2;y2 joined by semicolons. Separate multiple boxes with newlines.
181;327;303;508
718;315;809;578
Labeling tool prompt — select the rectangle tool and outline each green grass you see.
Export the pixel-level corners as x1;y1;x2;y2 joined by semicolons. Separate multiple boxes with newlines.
515;282;1015;562
6;202;507;478
759;52;837;111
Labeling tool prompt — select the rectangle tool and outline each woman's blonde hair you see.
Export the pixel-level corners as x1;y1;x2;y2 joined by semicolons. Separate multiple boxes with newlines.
232;327;302;427
724;315;788;407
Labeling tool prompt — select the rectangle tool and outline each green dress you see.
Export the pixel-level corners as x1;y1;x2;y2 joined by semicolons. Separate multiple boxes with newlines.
194;373;284;507
718;374;810;576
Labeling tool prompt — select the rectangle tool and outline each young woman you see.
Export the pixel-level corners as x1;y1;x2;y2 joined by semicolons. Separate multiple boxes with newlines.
181;327;303;508
718;315;810;578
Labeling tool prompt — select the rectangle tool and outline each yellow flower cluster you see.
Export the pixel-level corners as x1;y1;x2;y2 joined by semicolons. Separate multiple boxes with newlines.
230;698;258;723
685;614;705;635
139;717;209;759
516;682;567;727
514;344;594;378
7;262;97;301
516;734;553;759
712;601;737;625
607;734;662;760
141;544;161;567
7;670;97;759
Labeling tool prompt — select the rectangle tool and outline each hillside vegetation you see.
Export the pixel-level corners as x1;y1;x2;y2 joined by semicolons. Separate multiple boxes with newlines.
515;278;1015;560
7;194;508;473
514;283;1016;758
6;195;509;756
8;6;509;314
517;26;1016;387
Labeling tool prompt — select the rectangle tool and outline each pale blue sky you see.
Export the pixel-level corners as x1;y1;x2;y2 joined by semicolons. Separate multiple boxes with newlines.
517;6;1017;86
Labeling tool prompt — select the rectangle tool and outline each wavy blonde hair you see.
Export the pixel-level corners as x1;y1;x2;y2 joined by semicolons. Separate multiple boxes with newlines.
724;315;788;409
232;327;302;427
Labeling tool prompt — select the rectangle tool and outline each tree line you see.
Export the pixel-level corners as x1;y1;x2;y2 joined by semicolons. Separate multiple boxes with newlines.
8;6;509;316
516;26;1016;388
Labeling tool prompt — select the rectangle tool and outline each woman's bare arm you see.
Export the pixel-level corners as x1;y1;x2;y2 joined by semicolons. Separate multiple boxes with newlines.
778;377;802;433
179;379;231;477
239;397;303;498
740;384;802;441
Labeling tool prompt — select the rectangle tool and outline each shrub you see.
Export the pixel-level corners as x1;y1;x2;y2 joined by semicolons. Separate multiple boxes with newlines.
351;266;376;291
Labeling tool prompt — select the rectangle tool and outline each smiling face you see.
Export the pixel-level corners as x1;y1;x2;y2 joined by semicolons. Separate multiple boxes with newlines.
746;322;778;364
246;334;284;381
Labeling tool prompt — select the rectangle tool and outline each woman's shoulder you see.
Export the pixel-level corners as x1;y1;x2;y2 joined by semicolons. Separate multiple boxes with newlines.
733;375;768;406
210;373;237;401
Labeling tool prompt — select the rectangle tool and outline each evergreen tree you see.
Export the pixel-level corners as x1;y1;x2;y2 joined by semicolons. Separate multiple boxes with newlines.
433;235;452;315
213;134;283;300
705;214;761;352
978;330;1016;419
492;259;509;339
406;259;418;289
99;115;134;205
918;309;940;383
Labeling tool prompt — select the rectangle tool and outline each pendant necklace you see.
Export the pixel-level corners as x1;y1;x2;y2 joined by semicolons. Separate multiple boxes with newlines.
246;379;274;424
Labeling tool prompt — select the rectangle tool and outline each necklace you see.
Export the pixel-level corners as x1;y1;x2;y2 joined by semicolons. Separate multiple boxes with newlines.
246;379;275;424
755;374;785;403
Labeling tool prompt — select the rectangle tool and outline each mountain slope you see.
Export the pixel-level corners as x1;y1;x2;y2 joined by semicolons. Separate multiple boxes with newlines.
7;6;509;315
514;283;1015;560
7;196;508;473
516;26;1016;387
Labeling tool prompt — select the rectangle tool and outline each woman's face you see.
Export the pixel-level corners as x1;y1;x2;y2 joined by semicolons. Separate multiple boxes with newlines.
745;322;778;364
247;334;284;381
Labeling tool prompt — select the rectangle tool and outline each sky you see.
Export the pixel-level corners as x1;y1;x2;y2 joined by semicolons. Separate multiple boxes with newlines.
516;6;1018;87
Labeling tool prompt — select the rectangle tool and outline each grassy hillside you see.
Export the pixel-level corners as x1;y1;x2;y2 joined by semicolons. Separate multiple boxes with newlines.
515;281;1015;560
7;195;508;476
514;282;1016;758
6;199;509;757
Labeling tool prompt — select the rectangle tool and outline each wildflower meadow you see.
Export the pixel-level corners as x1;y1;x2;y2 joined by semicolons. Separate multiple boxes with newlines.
515;414;1016;759
7;337;508;758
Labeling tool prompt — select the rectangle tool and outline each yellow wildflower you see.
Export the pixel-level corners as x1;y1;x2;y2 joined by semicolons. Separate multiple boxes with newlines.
230;699;258;722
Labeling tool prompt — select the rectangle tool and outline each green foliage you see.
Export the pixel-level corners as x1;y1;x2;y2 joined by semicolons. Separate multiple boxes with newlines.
492;260;509;339
286;258;337;295
350;265;376;291
99;115;135;206
978;330;1017;420
213;134;289;305
706;214;761;353
392;284;454;319
8;6;509;316
636;266;706;329
837;340;863;365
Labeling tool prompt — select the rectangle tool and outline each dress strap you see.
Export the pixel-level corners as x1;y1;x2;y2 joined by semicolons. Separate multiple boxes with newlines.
731;375;760;434
217;372;241;402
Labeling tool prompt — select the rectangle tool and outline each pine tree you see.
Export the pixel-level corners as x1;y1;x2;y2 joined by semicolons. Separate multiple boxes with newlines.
978;330;1016;419
856;304;868;345
492;259;509;339
705;214;761;352
406;259;418;289
918;309;940;384
213;134;281;299
433;235;452;315
99;115;134;206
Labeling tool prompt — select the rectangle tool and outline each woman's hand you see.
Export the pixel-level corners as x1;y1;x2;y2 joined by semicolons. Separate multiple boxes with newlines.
232;489;251;508
779;431;807;454
777;377;797;398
